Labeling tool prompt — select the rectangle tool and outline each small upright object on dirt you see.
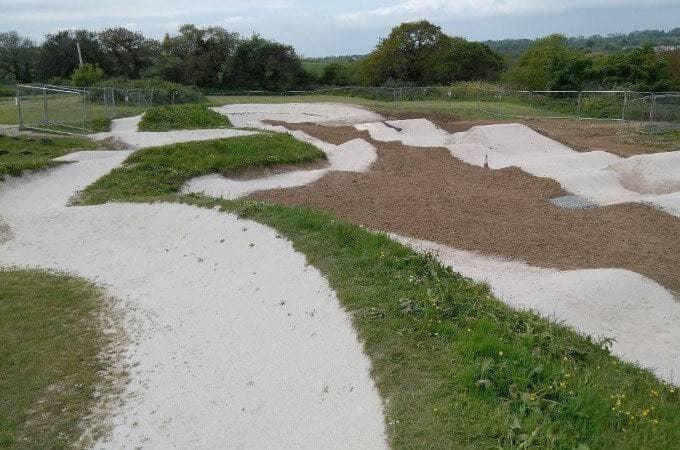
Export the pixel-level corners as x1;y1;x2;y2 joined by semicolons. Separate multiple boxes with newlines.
483;154;489;169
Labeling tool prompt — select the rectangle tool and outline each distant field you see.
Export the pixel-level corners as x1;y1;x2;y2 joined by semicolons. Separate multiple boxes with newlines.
301;60;328;78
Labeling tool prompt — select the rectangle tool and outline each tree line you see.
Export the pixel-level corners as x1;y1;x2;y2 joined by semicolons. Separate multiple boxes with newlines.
0;25;309;91
1;21;678;92
486;28;680;59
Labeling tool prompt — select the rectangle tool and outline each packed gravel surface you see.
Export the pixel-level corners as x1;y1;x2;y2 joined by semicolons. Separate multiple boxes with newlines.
250;122;680;295
0;144;387;448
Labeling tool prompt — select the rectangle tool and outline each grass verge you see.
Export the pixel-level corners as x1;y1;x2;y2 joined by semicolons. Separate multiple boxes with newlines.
138;103;231;132
76;133;325;204
0;269;123;448
74;135;680;448
0;134;101;178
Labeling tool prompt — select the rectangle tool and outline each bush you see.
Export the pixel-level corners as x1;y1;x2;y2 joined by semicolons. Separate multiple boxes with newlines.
71;63;104;87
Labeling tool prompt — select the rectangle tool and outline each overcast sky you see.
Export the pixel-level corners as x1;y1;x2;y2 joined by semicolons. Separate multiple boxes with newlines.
1;0;679;56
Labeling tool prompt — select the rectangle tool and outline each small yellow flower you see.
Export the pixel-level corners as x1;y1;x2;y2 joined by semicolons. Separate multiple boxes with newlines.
498;351;504;356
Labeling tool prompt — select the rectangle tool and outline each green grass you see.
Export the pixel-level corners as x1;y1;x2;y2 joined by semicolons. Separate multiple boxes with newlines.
74;134;680;448
0;269;120;448
77;132;325;204
138;103;231;132
301;60;329;78
0;134;101;178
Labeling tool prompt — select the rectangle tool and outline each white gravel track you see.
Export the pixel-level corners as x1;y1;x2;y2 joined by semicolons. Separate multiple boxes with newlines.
359;119;680;217
213;102;384;128
90;115;257;148
0;151;387;448
183;104;378;199
392;233;680;385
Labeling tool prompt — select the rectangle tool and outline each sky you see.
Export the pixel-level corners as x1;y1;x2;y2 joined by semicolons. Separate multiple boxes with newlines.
1;0;679;57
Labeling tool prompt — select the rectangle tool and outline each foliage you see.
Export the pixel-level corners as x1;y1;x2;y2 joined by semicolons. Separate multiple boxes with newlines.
99;27;159;79
226;35;307;90
0;31;36;83
159;24;240;87
71;63;104;87
138;103;231;131
0;269;116;448
487;28;680;58
505;34;594;90
361;21;503;86
37;30;106;81
594;44;675;91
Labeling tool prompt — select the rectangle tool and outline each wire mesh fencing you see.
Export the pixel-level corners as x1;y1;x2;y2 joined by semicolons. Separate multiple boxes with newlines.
16;84;205;134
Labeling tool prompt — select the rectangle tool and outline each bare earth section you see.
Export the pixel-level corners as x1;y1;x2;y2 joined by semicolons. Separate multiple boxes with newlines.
249;122;680;296
0;146;387;447
359;120;680;217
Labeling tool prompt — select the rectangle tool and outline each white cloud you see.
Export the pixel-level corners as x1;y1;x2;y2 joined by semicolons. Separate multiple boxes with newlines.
334;0;678;27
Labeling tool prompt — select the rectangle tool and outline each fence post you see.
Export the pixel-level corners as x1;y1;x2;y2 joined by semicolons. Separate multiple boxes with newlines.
528;91;533;119
576;91;582;121
81;92;86;132
650;93;657;131
16;86;23;130
111;87;116;118
621;91;628;122
498;90;502;116
43;87;48;124
476;87;480;111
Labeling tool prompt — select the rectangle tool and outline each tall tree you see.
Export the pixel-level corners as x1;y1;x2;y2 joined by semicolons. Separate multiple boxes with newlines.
360;21;503;86
99;27;159;79
0;31;37;83
37;30;105;81
225;35;305;90
159;24;239;86
505;34;593;90
361;21;447;86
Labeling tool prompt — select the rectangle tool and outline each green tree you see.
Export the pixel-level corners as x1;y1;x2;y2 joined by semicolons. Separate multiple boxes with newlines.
360;21;503;86
0;31;37;83
71;63;104;87
594;43;673;91
160;25;239;86
225;35;305;90
37;30;106;81
99;27;159;79
361;21;447;86
505;34;593;90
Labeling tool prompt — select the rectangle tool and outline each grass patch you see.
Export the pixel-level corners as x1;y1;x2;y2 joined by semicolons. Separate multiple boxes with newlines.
76;133;680;448
0;134;101;178
0;269;121;448
77;132;325;204
138;103;231;132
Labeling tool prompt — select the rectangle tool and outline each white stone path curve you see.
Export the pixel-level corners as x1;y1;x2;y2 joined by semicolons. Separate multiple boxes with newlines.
0;149;387;449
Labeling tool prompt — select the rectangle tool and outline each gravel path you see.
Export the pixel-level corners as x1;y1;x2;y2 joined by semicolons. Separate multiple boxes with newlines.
90;115;257;148
0;147;387;448
182;105;378;199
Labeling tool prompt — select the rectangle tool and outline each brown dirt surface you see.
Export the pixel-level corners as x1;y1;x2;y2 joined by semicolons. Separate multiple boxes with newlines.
371;107;680;157
250;122;680;295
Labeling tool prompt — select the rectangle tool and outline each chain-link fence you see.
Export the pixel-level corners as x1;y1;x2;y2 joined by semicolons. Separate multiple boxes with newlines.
16;84;204;134
14;83;680;134
209;86;679;131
